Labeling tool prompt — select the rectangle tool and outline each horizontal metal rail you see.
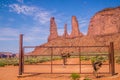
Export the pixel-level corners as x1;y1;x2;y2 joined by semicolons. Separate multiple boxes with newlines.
23;45;109;48
23;72;110;74
24;54;109;56
24;63;109;65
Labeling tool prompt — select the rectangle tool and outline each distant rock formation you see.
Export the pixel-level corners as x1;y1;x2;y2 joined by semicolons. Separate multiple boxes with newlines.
62;24;69;38
48;16;83;41
31;6;120;55
87;7;120;36
0;52;16;58
70;16;83;38
48;17;58;41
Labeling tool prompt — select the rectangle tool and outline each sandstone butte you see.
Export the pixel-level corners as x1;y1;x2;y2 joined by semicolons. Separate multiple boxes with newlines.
31;6;120;55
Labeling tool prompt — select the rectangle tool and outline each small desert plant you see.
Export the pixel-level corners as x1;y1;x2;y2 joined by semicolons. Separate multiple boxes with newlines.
13;61;19;66
91;56;107;63
71;73;80;80
0;61;5;67
52;56;61;60
28;58;38;64
116;56;120;64
39;57;50;63
80;56;90;61
84;76;92;80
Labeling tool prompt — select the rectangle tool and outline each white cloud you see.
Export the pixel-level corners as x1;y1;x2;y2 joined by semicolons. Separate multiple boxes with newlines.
9;4;52;24
17;0;24;3
82;30;87;35
35;11;51;24
23;26;49;42
78;17;90;35
9;4;37;15
0;26;48;43
0;27;19;37
58;28;64;36
78;18;89;28
0;37;17;40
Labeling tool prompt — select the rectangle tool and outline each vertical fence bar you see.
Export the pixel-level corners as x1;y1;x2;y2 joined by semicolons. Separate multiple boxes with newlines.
19;34;23;75
51;47;53;73
110;42;115;75
79;47;81;74
108;46;111;74
22;47;24;73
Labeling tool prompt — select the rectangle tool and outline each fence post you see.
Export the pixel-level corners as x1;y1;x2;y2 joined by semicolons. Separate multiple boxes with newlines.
110;42;115;75
19;34;23;75
51;47;53;73
79;47;81;74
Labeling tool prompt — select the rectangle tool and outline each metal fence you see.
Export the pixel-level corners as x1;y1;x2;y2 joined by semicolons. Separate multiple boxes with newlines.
19;34;115;76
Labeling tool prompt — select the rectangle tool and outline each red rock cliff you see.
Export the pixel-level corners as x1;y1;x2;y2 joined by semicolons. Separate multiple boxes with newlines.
87;7;120;36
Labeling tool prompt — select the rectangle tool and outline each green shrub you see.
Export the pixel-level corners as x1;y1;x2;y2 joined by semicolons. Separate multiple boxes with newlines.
24;57;51;64
80;56;90;61
71;73;80;80
29;58;37;64
84;76;92;80
52;56;61;60
13;62;19;66
38;57;50;63
0;58;19;66
116;56;120;64
91;56;107;63
0;61;5;67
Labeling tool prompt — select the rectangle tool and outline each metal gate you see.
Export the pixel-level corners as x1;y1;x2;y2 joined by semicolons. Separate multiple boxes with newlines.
19;34;115;76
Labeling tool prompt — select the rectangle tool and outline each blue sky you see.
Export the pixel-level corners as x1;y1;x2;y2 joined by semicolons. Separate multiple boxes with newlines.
0;0;120;53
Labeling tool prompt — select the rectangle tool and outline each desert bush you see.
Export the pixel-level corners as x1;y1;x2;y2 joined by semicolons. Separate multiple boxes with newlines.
52;56;61;60
0;61;5;67
24;56;52;64
38;57;50;63
0;59;6;67
25;58;38;64
91;56;107;63
0;58;19;66
84;76;92;80
80;56;90;61
13;62;19;66
71;73;80;80
116;56;120;64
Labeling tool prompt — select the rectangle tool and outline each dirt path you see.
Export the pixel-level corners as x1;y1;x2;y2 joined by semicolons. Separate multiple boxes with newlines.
0;58;120;80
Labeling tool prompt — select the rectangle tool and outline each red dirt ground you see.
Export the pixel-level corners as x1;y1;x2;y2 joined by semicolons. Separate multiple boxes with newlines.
0;58;120;80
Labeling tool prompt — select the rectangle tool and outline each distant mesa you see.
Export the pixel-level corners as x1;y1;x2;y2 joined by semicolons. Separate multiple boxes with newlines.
0;52;16;58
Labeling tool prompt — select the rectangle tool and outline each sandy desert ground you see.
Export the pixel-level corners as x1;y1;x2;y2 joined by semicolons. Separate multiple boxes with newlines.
0;58;120;80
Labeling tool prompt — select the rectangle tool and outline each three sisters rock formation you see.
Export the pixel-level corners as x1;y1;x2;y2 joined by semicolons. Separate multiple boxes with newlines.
48;16;83;41
31;6;120;55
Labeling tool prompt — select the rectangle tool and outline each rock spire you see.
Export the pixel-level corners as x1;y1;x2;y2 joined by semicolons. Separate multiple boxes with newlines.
70;16;83;38
48;17;58;41
48;16;83;41
63;24;69;38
